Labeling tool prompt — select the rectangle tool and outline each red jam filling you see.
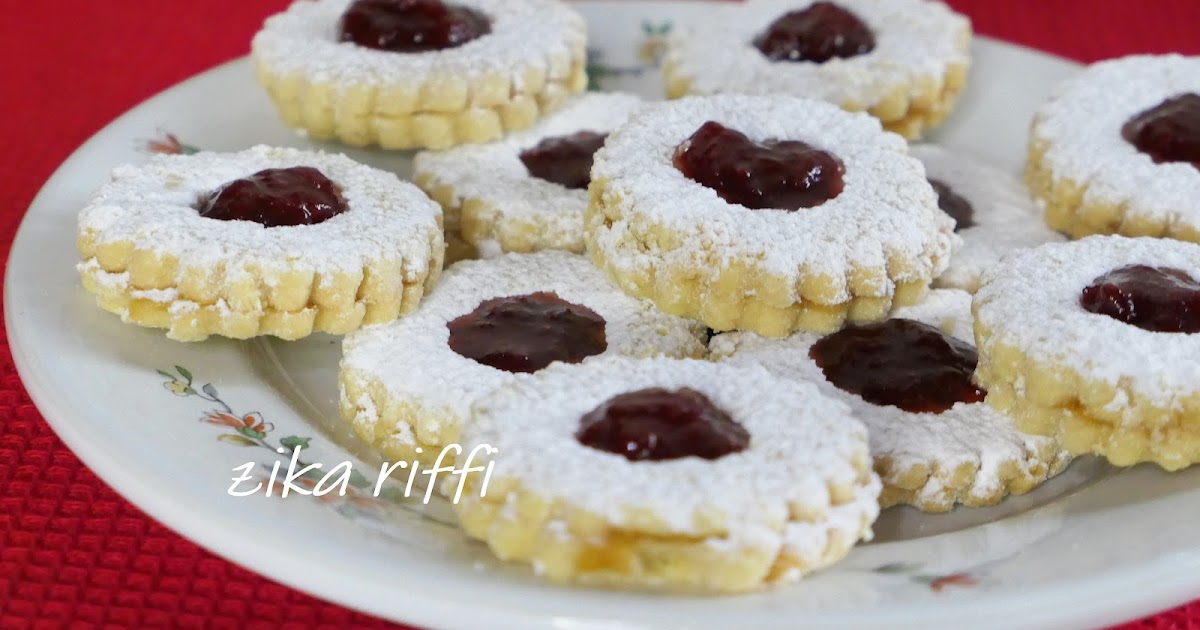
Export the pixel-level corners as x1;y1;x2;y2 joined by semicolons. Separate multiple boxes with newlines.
753;1;876;63
339;0;490;53
518;131;609;190
673;121;845;210
928;179;976;231
810;319;986;414
1080;265;1200;333
446;292;607;373
199;166;347;227
1120;93;1200;169
576;387;749;461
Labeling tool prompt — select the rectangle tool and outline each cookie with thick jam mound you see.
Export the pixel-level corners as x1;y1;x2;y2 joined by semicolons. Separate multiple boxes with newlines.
252;0;588;149
451;356;880;591
519;131;608;190
909;144;1064;293
413;92;643;258
712;288;1070;512
587;95;957;338
76;146;444;342
661;0;972;139
1027;56;1200;241
974;236;1200;471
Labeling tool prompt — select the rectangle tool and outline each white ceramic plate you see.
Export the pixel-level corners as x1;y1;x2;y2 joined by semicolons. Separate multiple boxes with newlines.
8;3;1200;629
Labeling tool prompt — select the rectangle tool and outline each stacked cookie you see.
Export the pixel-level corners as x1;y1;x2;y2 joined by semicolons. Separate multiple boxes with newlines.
70;0;1200;596
662;0;972;139
253;0;588;149
987;54;1200;471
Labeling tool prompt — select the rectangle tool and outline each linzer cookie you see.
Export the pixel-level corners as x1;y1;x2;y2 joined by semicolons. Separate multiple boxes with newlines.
586;94;958;337
910;144;1065;292
338;252;707;468
974;236;1200;470
1027;54;1200;241
252;0;587;149
662;0;971;139
414;92;642;261
711;289;1068;512
76;146;444;341
451;356;880;592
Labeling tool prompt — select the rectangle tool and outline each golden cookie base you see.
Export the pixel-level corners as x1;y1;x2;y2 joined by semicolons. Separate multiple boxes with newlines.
661;62;969;141
415;172;585;258
254;53;588;150
340;366;463;469
876;446;1071;513
976;319;1200;471
586;179;934;338
415;172;479;263
78;232;443;342
450;463;876;592
1026;135;1200;242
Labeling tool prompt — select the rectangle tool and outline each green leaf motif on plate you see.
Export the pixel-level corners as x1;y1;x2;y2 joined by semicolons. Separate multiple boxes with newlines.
218;434;259;447
280;435;311;452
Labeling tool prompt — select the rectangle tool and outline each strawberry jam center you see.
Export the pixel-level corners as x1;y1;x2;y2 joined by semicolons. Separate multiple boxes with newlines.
1080;265;1200;333
446;292;607;373
576;388;749;461
519;131;609;190
754;1;876;63
1121;93;1200;169
339;0;490;53
928;179;976;231
810;319;986;414
673;121;845;210
199;166;347;227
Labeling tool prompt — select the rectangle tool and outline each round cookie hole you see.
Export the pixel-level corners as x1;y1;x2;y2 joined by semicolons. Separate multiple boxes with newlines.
928;178;976;231
575;387;750;461
753;1;876;63
1080;264;1200;333
808;318;985;414
446;291;608;373
673;120;846;210
338;0;491;53
1120;93;1200;168
806;317;1114;540
198;166;348;227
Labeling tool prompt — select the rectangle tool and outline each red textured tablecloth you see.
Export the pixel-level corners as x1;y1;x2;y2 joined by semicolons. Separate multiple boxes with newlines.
3;1;1200;627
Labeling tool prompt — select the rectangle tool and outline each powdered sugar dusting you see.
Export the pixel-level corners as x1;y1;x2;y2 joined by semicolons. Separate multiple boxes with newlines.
1031;54;1200;229
459;356;880;555
341;251;708;430
590;95;957;298
910;144;1065;292
974;235;1200;407
711;289;1062;505
665;0;970;107
78;145;442;277
252;0;585;85
413;92;643;254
